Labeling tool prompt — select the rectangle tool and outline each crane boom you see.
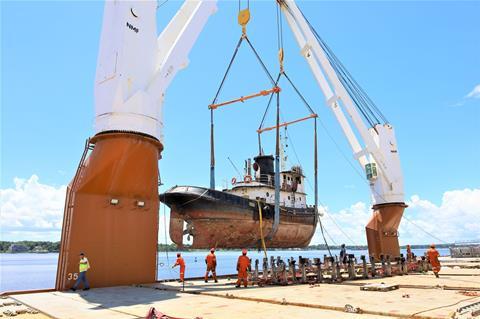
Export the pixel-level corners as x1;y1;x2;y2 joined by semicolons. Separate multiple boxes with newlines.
278;0;404;206
278;0;406;259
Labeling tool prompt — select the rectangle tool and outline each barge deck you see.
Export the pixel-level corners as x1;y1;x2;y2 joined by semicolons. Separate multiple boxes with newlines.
3;257;480;319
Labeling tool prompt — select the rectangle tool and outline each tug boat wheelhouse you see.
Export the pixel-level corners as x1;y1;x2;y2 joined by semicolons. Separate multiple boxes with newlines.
161;154;317;249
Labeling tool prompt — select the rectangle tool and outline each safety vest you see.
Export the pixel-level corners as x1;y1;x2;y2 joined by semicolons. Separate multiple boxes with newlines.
79;257;90;272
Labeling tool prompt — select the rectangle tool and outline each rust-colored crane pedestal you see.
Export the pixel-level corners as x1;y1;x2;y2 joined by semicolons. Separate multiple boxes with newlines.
366;203;407;261
55;132;162;290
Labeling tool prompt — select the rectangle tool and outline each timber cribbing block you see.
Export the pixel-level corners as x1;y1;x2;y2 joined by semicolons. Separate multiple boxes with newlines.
360;283;399;292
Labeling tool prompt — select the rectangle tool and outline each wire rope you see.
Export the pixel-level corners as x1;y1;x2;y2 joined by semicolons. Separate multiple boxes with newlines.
279;1;389;126
156;0;169;10
402;215;449;244
211;37;244;105
244;37;277;86
274;107;336;254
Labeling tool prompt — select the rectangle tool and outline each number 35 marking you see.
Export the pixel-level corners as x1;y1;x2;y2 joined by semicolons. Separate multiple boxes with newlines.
67;273;78;281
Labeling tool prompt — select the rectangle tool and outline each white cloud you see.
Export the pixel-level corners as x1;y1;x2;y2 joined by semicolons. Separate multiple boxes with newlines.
450;101;465;107
401;189;480;244
450;84;480;107
0;175;172;243
313;202;371;246
313;188;480;246
0;175;67;241
1;176;479;246
466;84;480;99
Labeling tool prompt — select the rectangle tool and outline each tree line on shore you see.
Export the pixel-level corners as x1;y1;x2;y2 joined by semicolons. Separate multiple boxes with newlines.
0;241;452;253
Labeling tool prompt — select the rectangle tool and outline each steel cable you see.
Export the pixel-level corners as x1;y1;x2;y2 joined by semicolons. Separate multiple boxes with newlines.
280;1;388;126
211;37;244;105
402;215;449;244
244;36;277;86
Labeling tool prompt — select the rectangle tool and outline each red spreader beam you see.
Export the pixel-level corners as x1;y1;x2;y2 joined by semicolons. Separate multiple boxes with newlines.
257;113;317;134
209;86;281;110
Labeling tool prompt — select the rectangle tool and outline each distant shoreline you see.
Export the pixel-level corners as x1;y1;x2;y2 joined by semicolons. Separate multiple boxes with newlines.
1;241;454;254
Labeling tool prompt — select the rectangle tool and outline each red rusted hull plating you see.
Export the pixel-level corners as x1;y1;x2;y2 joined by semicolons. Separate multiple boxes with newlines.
162;186;316;249
55;132;162;290
170;210;315;248
366;203;407;261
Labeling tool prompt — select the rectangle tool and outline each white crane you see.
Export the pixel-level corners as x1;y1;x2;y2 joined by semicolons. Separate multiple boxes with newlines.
94;0;405;259
277;0;406;259
278;0;404;207
94;0;218;142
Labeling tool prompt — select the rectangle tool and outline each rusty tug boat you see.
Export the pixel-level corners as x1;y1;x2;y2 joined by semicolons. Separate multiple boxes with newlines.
162;155;317;249
161;15;323;250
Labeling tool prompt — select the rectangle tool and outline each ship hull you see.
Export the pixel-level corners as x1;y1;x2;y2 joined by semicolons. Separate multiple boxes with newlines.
160;186;316;249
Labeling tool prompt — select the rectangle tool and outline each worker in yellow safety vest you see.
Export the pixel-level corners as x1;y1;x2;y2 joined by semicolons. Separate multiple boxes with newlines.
71;252;90;291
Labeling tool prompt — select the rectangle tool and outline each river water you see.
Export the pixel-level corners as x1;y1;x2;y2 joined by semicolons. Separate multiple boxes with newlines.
0;248;449;292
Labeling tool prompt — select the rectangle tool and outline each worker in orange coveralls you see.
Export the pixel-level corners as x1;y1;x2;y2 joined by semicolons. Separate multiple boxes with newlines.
406;244;413;262
426;244;441;278
236;249;251;288
205;248;218;283
172;253;186;282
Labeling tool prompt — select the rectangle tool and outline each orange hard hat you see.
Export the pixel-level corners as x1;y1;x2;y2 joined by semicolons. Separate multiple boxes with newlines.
242;248;247;255
210;248;215;252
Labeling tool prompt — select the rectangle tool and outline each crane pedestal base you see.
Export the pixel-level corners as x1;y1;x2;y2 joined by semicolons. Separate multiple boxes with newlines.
366;203;407;261
55;132;162;290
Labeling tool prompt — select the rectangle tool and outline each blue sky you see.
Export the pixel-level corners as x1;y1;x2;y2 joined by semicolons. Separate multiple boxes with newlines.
1;1;479;244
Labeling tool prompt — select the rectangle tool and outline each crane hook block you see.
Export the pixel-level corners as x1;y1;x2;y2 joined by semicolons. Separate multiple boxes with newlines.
238;8;251;35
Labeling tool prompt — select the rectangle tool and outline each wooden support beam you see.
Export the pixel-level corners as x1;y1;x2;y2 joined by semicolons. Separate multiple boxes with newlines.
257;113;318;134
208;87;281;110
